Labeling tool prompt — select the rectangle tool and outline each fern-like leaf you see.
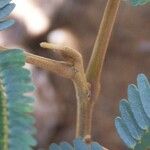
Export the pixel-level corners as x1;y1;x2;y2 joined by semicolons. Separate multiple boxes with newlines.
0;49;37;150
0;0;15;31
49;138;104;150
128;0;150;6
115;74;150;150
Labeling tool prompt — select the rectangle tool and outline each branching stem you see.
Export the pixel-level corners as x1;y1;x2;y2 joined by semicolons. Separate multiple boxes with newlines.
0;44;90;138
0;46;74;79
0;1;120;148
39;43;91;138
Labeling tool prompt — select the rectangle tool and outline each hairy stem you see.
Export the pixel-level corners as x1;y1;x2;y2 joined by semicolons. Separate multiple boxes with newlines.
0;47;74;79
25;52;74;79
39;43;91;138
72;58;90;138
85;0;121;137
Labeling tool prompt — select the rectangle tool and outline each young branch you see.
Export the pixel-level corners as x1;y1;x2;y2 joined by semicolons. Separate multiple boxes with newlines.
40;44;110;150
0;44;90;139
86;0;120;99
25;52;74;79
86;0;121;100
0;46;74;79
84;0;121;140
39;43;91;138
40;42;82;63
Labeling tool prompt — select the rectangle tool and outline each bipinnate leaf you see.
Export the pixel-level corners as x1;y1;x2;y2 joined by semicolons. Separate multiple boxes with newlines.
0;49;37;150
115;74;150;149
49;138;104;150
129;0;150;5
0;0;15;31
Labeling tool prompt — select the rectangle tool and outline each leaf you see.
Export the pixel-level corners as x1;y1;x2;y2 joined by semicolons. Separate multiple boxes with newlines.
0;0;12;9
0;3;15;20
0;0;15;31
119;100;143;140
137;74;150;119
115;117;136;149
129;0;150;5
128;84;150;130
49;138;104;150
60;142;73;150
0;49;37;150
0;19;15;31
115;74;150;149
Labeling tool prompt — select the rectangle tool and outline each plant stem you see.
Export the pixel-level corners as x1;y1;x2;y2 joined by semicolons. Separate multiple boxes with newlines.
39;43;91;138
0;46;74;79
0;0;121;142
0;81;9;150
72;60;90;138
25;52;74;79
85;0;121;137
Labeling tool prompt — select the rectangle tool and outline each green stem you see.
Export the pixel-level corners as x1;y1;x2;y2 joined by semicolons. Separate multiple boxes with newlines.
73;63;90;138
85;0;121;137
0;80;9;150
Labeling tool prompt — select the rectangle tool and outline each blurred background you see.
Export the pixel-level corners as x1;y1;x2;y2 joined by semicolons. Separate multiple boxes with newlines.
0;0;150;149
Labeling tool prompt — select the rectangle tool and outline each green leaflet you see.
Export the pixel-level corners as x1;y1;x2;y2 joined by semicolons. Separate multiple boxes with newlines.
129;0;150;5
0;49;37;150
115;74;150;150
0;0;15;31
49;138;103;150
